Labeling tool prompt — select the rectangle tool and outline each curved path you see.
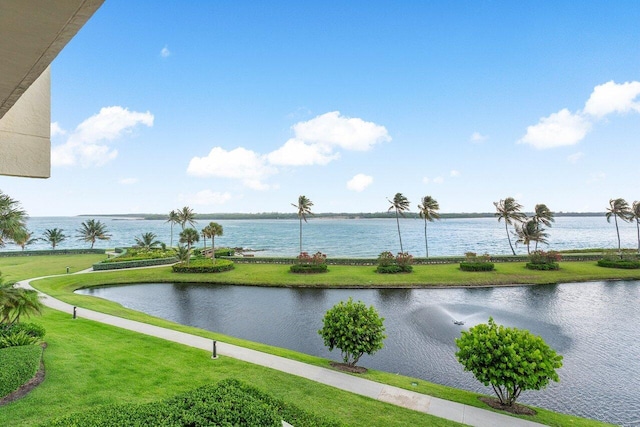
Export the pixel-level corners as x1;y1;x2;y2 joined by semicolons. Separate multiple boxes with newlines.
18;271;545;427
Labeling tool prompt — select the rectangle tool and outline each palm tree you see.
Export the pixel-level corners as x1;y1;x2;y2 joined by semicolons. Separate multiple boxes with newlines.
605;198;631;253
177;206;197;230
632;201;640;254
134;232;161;249
532;204;554;251
179;228;200;265
42;228;67;249
515;219;549;254
12;229;37;251
166;210;180;247
76;219;111;249
205;222;223;261
175;245;190;264
0;273;43;325
0;191;28;248
292;195;313;254
388;193;410;253
417;195;440;258
494;197;527;255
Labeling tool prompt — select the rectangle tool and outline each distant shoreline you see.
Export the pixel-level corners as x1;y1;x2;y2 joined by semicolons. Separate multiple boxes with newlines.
73;211;606;220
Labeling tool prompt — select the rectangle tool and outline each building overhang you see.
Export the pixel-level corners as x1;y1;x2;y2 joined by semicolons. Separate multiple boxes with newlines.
0;0;104;178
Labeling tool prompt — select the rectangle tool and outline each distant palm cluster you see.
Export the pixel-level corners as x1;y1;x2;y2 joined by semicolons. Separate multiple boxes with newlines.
0;190;638;257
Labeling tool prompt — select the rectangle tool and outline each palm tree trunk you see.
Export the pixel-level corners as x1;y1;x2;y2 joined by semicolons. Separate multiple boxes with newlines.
636;220;639;254
212;236;216;262
170;223;173;248
505;221;515;255
615;215;621;254
424;219;429;258
299;218;303;254
396;210;403;253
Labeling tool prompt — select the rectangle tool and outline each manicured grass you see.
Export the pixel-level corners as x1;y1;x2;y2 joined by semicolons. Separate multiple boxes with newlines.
0;309;463;427
0;254;107;283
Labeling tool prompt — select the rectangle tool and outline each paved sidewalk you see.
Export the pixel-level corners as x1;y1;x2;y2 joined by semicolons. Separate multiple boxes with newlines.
19;276;545;427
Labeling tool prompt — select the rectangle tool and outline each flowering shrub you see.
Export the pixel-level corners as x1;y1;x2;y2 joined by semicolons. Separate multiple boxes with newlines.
526;250;561;270
290;252;328;273
460;252;494;271
376;251;413;273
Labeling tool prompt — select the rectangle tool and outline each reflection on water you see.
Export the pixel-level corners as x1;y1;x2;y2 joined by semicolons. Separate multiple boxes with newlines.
78;281;640;426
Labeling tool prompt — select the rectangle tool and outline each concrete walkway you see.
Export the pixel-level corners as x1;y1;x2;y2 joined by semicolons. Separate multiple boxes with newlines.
18;274;546;427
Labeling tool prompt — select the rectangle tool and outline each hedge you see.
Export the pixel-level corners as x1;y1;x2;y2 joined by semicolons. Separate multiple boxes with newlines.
526;262;560;271
459;261;495;272
375;265;413;274
0;345;42;398
43;378;342;427
93;256;178;271
597;259;640;269
290;264;328;274
0;249;106;257
172;259;235;273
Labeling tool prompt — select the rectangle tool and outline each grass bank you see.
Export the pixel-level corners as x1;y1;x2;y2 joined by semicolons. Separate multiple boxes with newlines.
2;255;618;426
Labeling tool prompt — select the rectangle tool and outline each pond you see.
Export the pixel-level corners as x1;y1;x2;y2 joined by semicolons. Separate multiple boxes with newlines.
77;280;640;426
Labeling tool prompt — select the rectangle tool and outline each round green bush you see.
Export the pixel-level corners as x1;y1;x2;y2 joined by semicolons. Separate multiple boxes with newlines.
172;258;235;273
375;265;413;274
459;261;495;272
526;262;560;271
597;259;640;269
289;264;328;274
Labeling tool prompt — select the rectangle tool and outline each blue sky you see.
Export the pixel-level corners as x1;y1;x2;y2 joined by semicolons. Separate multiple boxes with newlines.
2;1;640;216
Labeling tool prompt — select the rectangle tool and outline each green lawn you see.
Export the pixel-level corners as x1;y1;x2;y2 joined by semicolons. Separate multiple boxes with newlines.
0;254;619;426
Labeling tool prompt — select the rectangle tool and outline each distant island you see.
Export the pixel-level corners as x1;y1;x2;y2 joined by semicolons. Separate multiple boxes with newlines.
80;211;605;220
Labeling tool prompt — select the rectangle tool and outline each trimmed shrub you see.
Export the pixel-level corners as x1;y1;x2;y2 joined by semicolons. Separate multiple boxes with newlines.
43;378;342;427
459;261;495;272
100;248;177;263
172;258;235;273
290;264;328;274
375;251;413;274
290;252;328;274
0;345;42;398
526;262;560;270
597;259;640;269
93;256;178;271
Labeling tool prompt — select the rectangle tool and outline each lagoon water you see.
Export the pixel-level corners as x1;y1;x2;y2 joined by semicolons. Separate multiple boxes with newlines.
15;215;640;256
79;280;640;426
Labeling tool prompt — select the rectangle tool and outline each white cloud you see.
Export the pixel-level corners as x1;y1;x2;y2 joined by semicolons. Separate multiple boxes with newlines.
583;80;640;118
187;147;276;190
423;176;444;184
182;190;232;205
292;111;391;151
267;111;390;166
267;138;339;166
567;152;584;164
346;173;373;192
587;172;606;184
51;106;154;167
118;178;138;185
161;46;171;58
470;132;488;143
50;122;66;137
450;170;460;177
518;109;591;149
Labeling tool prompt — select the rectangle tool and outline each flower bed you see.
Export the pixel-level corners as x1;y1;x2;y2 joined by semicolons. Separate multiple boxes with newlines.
290;252;328;274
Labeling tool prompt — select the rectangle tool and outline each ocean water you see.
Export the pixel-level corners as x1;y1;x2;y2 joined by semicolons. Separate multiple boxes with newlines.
9;215;639;257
